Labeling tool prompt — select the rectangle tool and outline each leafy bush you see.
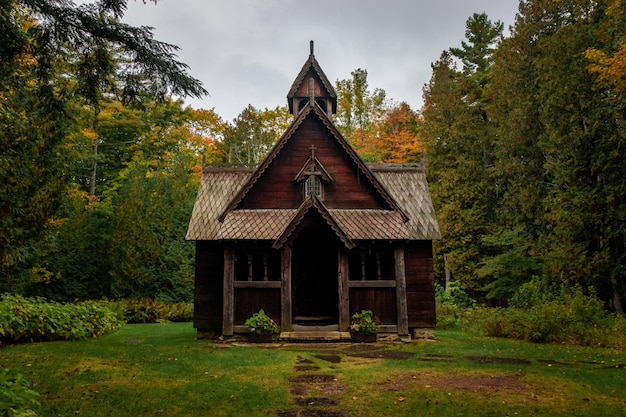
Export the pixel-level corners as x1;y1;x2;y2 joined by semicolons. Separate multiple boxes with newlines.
0;368;40;417
109;299;193;323
462;281;626;349
435;282;473;330
436;301;464;330
0;294;122;345
435;282;473;308
245;309;279;335
349;310;379;335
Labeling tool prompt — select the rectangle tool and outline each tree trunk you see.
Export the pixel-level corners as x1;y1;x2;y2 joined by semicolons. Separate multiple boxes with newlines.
444;254;451;292
610;271;624;315
89;103;100;197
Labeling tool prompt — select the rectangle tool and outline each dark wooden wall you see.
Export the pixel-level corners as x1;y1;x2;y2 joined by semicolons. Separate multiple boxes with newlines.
349;288;397;325
233;288;282;325
238;116;390;210
294;69;328;98
405;241;436;328
194;239;436;333
193;241;223;331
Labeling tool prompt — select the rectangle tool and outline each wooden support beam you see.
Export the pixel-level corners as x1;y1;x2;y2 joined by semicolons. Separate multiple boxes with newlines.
338;251;350;331
281;245;292;331
234;281;282;289
222;247;235;336
395;247;409;336
348;280;396;288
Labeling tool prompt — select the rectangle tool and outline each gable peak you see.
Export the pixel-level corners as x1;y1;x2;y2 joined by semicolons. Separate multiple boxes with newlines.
287;40;337;118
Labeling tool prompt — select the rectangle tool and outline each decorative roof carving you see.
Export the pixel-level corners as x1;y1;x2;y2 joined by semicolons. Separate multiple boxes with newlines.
272;196;355;250
294;145;333;183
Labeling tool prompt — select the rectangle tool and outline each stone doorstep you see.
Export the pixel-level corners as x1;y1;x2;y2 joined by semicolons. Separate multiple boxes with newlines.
280;331;352;342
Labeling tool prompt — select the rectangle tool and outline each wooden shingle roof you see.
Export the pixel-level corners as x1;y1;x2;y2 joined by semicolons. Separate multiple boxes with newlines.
185;167;253;241
218;210;296;240
369;163;441;240
186;163;440;242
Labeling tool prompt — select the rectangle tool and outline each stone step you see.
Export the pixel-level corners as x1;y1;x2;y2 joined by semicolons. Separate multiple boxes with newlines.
279;331;352;342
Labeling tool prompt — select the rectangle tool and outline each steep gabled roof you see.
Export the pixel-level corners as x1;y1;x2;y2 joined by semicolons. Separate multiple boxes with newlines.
272;195;355;250
186;42;440;244
218;100;407;222
186;163;441;242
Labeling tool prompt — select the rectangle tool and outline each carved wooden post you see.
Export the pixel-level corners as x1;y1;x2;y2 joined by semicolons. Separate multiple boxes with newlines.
338;251;350;331
281;245;292;331
222;247;235;336
395;247;409;336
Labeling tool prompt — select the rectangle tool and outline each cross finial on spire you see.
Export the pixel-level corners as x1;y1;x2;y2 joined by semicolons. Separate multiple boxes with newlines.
309;144;316;159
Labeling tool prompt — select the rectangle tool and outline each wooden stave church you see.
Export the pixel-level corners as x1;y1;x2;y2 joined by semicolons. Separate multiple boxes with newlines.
186;42;440;338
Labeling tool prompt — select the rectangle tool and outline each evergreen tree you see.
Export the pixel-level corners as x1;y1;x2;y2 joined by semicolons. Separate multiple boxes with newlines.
421;13;503;296
490;0;625;312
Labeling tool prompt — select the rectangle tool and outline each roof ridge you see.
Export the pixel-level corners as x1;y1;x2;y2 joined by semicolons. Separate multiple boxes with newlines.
367;162;425;172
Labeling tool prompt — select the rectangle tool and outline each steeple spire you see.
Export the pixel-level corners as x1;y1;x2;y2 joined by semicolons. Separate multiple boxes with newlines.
286;40;337;117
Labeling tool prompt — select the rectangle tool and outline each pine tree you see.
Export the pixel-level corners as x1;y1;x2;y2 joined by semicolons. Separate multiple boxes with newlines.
421;13;503;296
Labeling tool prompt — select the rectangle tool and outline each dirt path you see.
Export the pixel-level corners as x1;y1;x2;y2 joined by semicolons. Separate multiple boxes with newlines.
274;343;417;416
275;354;350;416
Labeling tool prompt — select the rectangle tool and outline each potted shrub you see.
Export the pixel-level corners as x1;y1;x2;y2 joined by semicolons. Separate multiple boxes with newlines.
245;309;279;342
349;310;379;342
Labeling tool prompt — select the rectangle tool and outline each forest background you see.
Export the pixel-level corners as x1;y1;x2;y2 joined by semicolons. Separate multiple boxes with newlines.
1;0;625;317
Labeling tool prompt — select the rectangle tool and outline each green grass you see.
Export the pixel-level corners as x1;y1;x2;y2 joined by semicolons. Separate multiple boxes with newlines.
1;324;625;416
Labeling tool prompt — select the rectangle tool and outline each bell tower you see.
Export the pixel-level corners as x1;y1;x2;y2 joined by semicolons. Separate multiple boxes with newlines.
287;41;337;119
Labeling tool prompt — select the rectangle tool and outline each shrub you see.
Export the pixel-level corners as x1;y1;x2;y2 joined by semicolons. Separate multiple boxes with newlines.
462;283;626;349
349;310;379;334
435;282;473;330
435;282;473;308
245;309;279;335
0;294;122;345
109;299;193;323
0;368;40;417
436;301;464;330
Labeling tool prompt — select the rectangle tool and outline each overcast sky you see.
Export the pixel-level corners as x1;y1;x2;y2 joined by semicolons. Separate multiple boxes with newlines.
119;0;520;122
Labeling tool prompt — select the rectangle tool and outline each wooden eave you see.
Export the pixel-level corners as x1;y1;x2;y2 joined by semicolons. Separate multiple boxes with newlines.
217;101;408;223
272;195;355;250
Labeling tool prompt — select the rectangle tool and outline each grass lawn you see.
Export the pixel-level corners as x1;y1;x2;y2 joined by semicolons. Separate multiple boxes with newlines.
1;323;625;416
